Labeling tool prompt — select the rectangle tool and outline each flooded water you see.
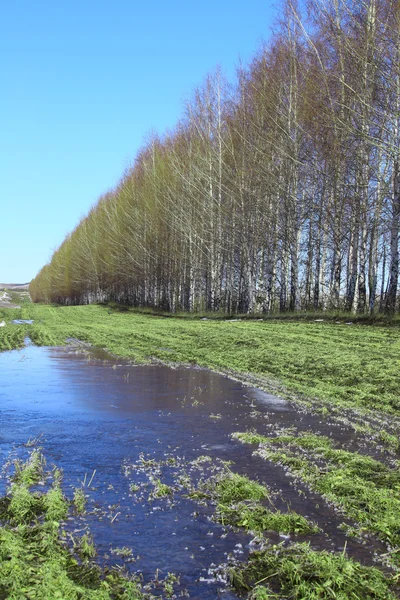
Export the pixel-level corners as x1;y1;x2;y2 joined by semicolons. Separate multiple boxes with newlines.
0;342;384;598
11;319;34;324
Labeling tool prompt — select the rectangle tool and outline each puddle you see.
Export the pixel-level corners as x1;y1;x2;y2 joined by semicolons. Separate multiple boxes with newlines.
0;343;386;597
11;319;34;324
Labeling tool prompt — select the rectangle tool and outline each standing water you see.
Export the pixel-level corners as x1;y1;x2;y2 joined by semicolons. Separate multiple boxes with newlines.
0;341;381;598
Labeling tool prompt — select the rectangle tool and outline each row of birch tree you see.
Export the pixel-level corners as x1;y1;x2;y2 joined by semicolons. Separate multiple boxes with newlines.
30;0;400;314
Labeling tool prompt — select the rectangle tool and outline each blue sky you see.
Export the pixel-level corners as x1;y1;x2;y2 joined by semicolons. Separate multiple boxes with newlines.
1;1;277;283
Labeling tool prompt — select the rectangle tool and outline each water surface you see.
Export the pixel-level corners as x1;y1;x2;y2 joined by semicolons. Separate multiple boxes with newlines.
0;342;382;598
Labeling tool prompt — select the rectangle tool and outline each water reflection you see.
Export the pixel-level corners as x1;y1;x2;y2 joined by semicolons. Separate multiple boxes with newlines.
0;343;381;598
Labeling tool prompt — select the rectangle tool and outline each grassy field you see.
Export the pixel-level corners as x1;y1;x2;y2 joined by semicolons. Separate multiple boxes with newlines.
2;301;400;415
1;298;400;597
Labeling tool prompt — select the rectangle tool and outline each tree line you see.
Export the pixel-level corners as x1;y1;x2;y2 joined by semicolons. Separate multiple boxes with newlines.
30;0;400;314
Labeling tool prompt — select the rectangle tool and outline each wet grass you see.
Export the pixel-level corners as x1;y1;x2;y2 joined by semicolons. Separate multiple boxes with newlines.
201;470;270;504
186;468;318;536
216;502;319;536
0;450;177;600
73;487;87;514
229;542;398;599
152;479;172;498
123;450;318;534
122;451;399;597
234;430;400;568
0;323;26;351
12;448;46;486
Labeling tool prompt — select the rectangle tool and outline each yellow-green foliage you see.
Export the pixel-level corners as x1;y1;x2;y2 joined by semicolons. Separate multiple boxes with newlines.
25;1;400;319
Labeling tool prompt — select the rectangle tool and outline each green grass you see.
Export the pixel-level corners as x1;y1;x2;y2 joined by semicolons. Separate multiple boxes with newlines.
73;487;87;514
216;502;319;535
229;542;398;599
5;289;31;305
0;322;26;351
212;471;269;504
13;448;46;486
0;451;148;599
189;470;270;504
152;479;172;498
235;431;400;567
188;469;319;537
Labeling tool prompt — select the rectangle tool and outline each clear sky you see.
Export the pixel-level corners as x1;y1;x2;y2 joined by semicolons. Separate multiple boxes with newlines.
1;1;277;283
